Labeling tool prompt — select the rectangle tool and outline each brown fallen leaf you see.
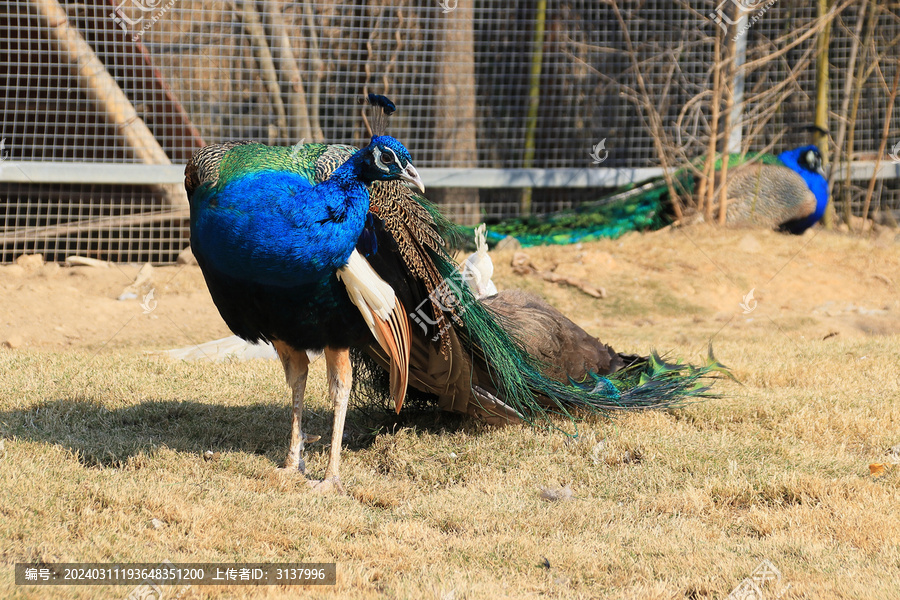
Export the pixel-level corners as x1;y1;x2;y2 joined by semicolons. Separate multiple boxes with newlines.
869;463;887;478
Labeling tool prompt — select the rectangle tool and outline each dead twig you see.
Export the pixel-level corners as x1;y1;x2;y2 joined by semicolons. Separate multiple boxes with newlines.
511;252;606;299
610;0;683;221
843;3;878;225
0;210;188;246
828;0;869;227
861;57;900;227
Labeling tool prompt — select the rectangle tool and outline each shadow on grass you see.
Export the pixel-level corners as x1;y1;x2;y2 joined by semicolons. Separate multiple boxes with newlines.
0;398;469;468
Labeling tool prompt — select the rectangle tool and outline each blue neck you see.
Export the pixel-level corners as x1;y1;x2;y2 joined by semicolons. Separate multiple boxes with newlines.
327;149;373;192
777;147;829;232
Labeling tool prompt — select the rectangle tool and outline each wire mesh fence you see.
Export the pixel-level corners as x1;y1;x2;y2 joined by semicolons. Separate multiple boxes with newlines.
1;0;899;263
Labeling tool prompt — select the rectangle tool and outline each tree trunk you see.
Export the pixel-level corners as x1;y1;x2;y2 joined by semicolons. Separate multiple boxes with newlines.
431;1;479;226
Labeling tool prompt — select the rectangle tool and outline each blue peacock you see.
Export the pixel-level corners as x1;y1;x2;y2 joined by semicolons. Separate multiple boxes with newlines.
479;146;829;247
186;95;729;492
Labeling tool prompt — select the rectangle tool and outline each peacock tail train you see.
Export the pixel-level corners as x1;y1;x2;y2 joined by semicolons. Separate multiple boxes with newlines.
417;242;731;431
337;167;732;431
475;170;693;247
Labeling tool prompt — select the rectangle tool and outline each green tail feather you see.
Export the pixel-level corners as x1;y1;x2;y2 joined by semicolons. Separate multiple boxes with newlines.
470;152;782;248
429;245;729;433
468;170;694;247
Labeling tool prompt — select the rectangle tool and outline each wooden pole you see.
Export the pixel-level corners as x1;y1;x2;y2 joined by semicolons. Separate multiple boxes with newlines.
844;3;877;227
431;0;479;225
825;0;868;228
703;28;723;222
232;0;288;144
815;0;834;228
717;8;740;225
301;1;325;142
264;0;313;143
32;0;189;211
521;0;547;217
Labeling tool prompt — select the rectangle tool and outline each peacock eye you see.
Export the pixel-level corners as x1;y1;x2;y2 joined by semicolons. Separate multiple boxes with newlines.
381;151;394;164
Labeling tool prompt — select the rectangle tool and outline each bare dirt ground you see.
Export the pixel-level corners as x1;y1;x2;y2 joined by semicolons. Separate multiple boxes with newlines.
1;225;899;599
2;225;899;354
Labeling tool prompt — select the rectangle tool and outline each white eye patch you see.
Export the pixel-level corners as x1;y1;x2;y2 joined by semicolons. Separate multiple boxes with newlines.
372;146;401;173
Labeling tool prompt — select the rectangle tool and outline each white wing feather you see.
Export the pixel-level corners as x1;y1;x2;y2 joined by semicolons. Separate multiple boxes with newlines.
335;249;397;328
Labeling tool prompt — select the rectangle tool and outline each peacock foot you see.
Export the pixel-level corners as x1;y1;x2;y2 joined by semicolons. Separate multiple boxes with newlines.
276;432;321;473
306;477;344;495
276;463;304;474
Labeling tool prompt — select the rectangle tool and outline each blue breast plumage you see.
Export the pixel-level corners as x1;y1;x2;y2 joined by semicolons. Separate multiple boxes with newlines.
188;143;373;349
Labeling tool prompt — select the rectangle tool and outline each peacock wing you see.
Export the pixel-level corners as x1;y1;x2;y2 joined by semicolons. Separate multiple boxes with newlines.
184;141;258;198
313;146;457;357
480;290;634;382
724;163;817;227
335;249;410;413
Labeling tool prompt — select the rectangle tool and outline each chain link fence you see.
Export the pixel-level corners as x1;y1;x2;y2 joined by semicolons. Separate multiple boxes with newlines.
2;0;899;263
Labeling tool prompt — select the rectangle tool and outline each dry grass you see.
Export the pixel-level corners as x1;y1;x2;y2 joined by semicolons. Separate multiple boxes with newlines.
1;226;899;599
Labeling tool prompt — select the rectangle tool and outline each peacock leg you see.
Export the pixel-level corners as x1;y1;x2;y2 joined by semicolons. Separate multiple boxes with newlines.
273;341;311;472
308;347;352;493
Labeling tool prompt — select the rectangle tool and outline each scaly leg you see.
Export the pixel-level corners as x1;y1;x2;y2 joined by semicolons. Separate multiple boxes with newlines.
308;347;352;493
273;341;311;472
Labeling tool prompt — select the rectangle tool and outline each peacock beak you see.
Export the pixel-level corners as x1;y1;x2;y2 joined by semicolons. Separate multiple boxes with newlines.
401;164;425;194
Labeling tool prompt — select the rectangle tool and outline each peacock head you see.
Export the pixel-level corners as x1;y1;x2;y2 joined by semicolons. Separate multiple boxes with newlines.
780;145;826;178
359;135;425;193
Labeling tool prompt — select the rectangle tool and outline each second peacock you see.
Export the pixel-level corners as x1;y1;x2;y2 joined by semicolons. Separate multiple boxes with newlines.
477;145;829;247
186;95;729;492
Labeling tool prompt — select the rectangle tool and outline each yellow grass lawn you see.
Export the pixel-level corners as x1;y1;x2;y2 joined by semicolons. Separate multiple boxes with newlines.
1;225;898;599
